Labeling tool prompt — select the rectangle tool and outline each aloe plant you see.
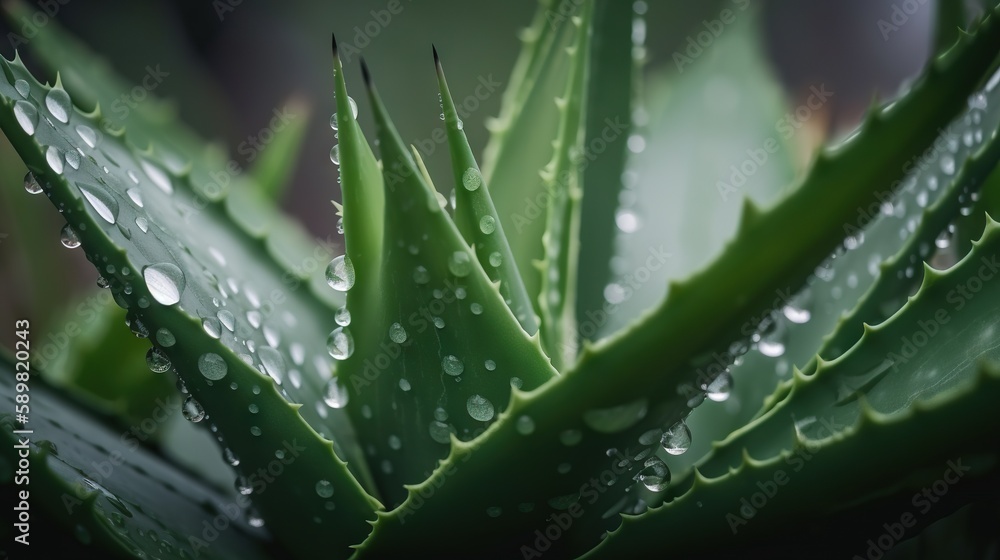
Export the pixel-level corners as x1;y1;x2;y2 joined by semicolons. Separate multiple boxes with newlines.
3;1;1000;558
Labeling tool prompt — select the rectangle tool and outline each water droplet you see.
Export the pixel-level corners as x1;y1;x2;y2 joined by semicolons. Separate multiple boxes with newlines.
79;183;119;224
389;322;407;343
484;359;496;371
23;172;42;194
467;394;495;421
325;255;355;291
202;317;222;339
141;160;173;194
334;306;351;326
486;506;502;518
218;309;235;331
182;397;205;422
782;305;811;324
259;346;286;384
146;347;171;373
510;376;523;389
76;125;98;148
46;146;63;173
470;303;483;315
635;456;670;492
661;422;691;455
413;265;430;284
462;168;482;191
488;251;502;267
134;216;149;233
448;252;472;277
479;215;496;234
442;355;464;376
155;328;175;347
758;340;785;358
143;263;185;306
60;224;80;248
198;353;228;380
705;372;732;402
560;429;582;446
13;101;37;135
45;87;71;123
315;479;335;498
324;378;349;408
516;415;535;435
940;154;956;175
250;426;262;437
327;327;354;359
329;145;341;165
14;79;29;98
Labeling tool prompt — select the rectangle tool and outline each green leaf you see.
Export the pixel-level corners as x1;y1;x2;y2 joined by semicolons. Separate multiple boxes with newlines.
590;216;1000;556
435;47;539;335
537;3;593;370
482;0;579;307
249;97;311;202
0;55;379;558
574;0;640;334
352;10;1000;558
337;57;558;506
0;355;273;559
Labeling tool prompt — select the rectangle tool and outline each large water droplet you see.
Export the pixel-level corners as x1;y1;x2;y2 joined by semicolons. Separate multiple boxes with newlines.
79;183;119;224
462;168;482;191
218;309;236;331
315;480;334;498
324;378;349;408
13;101;38;135
198;353;228;380
143;263;185;306
182;397;205;422
389;322;407;343
335;306;351;326
141;160;173;194
479;215;496;234
45;87;72;123
14;79;30;98
76;124;98;148
635;456;670;492
202;317;222;339
327;327;354;359
329;145;341;165
488;251;503;267
705;372;732;402
661;422;691;455
145;347;171;373
155;328;175;347
60;224;80;248
466;394;495;421
325;255;355;291
448;252;472;277
46;146;64;173
259;346;286;384
23;172;42;194
442;355;464;376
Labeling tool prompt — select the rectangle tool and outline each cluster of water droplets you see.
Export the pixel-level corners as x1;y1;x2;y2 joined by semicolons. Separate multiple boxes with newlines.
329;96;358;167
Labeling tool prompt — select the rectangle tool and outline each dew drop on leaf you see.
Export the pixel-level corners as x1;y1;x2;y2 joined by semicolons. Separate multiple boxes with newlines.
46;146;63;173
23;172;42;194
325;255;355;291
198;353;228;380
442;355;464;376
315;480;334;498
705;371;732;402
155;328;175;347
182;397;205;422
661;421;691;455
327;327;354;360
389;322;407;343
635;456;670;492
45;87;71;123
479;215;496;234
13;101;37;135
59;223;80;248
202;317;222;339
145;347;171;373
467;395;495;421
324;378;349;408
79;183;119;224
143;262;185;306
14;79;29;98
448;252;472;277
462;168;482;191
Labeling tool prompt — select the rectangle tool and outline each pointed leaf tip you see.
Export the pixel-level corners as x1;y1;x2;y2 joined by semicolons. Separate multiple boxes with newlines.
360;57;372;86
331;32;338;57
